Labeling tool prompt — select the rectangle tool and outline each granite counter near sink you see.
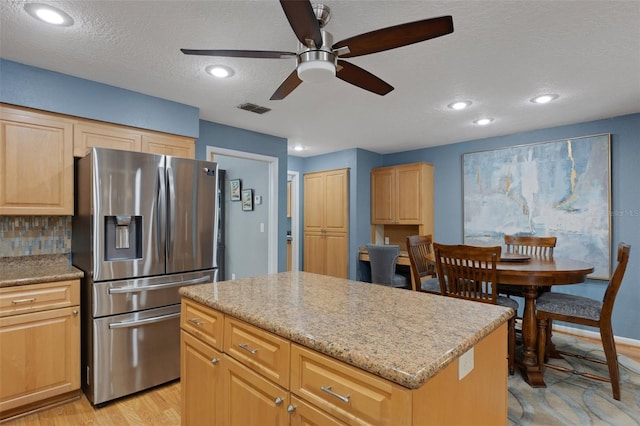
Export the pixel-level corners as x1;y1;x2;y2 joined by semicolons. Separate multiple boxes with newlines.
0;254;84;288
179;270;514;390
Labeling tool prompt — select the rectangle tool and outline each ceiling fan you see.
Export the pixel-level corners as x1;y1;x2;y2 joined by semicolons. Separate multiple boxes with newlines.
181;1;453;100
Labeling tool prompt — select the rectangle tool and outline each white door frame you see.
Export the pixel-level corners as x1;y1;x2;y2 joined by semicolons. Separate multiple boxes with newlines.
287;171;300;271
206;146;278;274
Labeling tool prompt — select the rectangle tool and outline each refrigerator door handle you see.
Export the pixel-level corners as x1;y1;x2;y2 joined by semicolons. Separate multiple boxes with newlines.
108;312;181;329
157;164;166;262
167;166;176;262
108;276;213;294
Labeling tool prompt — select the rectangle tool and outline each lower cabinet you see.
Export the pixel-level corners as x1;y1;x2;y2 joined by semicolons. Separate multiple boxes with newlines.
180;298;508;426
0;280;80;420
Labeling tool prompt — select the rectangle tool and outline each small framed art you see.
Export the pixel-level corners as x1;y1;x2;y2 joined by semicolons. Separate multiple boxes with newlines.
241;189;254;211
230;179;241;201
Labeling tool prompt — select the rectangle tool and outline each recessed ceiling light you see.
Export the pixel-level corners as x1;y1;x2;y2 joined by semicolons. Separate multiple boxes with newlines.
448;101;472;110
205;65;234;78
24;3;74;26
473;118;494;126
531;94;559;104
292;145;305;152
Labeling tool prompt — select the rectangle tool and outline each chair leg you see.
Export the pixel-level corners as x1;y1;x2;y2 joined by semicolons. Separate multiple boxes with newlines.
537;317;547;370
600;324;621;400
508;316;515;375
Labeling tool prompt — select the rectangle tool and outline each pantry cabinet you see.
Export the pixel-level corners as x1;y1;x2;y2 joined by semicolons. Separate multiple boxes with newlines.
0;105;74;215
0;280;80;420
303;168;349;278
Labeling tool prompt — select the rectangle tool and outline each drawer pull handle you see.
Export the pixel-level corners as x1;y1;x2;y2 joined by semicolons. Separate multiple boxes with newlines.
210;358;219;365
287;404;295;413
11;298;36;304
320;386;350;404
188;318;204;326
238;343;258;354
274;396;284;406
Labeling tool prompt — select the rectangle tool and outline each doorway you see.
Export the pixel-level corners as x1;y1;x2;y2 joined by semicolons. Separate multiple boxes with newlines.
206;146;278;278
287;171;300;271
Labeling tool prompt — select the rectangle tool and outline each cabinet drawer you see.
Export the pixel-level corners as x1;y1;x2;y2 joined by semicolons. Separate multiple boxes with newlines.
224;317;290;388
290;395;347;426
180;298;224;351
291;344;411;426
0;280;80;317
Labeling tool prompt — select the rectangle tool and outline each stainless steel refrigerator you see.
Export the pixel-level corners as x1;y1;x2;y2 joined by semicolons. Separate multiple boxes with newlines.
72;147;220;405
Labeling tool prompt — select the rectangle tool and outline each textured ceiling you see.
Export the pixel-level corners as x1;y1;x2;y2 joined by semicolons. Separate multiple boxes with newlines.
1;1;639;157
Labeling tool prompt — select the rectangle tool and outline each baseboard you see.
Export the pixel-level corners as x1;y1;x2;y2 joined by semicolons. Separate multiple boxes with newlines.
552;324;640;349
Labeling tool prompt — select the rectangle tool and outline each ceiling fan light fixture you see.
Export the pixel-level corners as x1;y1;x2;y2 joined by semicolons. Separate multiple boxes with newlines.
297;60;335;82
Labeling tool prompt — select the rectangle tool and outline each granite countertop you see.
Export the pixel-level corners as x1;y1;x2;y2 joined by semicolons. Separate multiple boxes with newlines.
179;271;513;390
0;254;84;288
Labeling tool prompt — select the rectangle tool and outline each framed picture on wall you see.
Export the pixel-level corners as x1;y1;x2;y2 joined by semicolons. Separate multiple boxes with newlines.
230;179;241;201
241;189;254;211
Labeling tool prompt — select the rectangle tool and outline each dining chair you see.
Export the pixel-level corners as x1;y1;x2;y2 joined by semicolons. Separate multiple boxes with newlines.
498;235;557;298
536;242;631;400
366;244;411;289
405;235;440;293
433;243;518;374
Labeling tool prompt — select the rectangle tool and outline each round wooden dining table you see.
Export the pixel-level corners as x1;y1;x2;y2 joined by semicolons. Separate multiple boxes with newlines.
497;256;594;387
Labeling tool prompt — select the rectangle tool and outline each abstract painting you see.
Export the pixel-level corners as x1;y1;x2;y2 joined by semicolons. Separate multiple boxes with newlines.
463;134;611;279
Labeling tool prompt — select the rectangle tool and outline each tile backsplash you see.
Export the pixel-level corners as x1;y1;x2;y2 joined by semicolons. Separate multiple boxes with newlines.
0;216;72;257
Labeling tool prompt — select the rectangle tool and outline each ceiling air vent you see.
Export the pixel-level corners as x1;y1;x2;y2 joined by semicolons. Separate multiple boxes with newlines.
237;103;271;115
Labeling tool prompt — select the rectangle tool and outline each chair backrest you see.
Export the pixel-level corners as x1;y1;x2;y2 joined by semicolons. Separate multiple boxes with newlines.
601;243;631;322
406;235;435;292
366;244;401;286
433;243;502;305
504;235;557;257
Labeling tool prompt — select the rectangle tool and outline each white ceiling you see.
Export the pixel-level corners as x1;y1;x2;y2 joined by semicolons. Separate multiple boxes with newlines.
2;1;639;157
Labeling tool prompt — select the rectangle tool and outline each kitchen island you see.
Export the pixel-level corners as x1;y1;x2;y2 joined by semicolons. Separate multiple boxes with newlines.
179;271;514;425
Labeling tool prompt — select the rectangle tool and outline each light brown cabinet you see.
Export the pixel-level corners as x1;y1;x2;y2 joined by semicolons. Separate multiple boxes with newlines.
74;119;195;159
181;297;509;426
0;280;80;420
0;105;74;215
303;169;349;278
370;162;434;246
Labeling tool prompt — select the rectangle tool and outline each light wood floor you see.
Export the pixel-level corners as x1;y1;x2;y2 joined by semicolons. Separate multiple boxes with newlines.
2;333;638;425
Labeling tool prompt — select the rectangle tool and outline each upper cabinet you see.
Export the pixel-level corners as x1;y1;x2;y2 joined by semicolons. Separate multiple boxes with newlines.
75;119;195;159
74;121;142;157
0;105;74;215
371;162;433;226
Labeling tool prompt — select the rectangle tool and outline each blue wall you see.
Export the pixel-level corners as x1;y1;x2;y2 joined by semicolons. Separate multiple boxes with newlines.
385;114;640;340
197;121;289;273
0;59;199;137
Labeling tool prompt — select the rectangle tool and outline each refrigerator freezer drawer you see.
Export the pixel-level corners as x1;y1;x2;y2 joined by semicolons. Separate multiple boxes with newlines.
92;270;216;317
88;305;181;405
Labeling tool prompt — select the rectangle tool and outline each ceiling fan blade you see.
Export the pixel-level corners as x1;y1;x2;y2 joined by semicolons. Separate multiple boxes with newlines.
270;70;303;100
181;49;296;59
336;60;393;96
280;0;322;48
333;16;453;58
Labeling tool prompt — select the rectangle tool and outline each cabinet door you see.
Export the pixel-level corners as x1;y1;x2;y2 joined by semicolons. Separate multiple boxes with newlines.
222;355;289;426
325;233;348;279
303;232;325;275
180;331;223;426
0;306;80;413
324;170;349;233
395;164;423;224
142;134;195;159
303;173;325;232
73;121;142;157
0;106;74;215
371;167;395;224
